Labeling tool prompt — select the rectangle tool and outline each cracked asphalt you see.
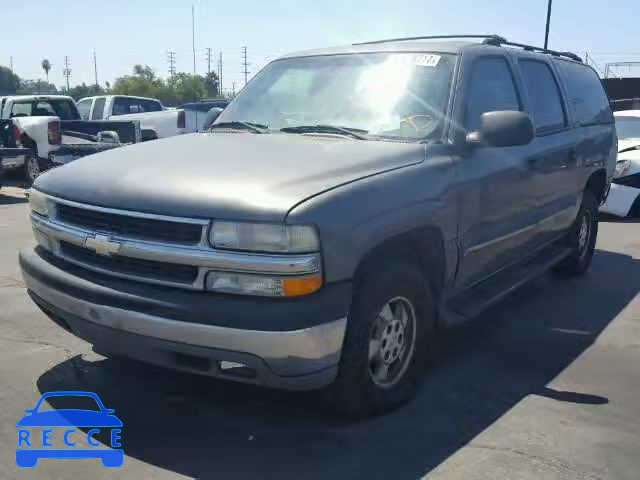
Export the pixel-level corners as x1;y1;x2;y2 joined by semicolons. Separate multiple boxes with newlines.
1;183;639;480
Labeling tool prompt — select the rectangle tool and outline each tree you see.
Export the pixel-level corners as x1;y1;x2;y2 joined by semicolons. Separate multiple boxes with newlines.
41;59;51;83
0;65;20;95
66;83;105;100
204;71;219;97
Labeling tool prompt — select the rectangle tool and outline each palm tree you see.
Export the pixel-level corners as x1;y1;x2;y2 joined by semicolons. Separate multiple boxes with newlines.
41;59;51;84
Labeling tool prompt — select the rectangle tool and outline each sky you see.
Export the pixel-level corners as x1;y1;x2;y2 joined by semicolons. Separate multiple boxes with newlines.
5;0;640;93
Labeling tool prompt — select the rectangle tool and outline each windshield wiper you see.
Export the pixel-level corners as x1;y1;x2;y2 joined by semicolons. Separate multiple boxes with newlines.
280;125;369;140
209;121;268;134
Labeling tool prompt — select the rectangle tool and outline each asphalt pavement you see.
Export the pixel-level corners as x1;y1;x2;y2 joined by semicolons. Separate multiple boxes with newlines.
0;183;639;480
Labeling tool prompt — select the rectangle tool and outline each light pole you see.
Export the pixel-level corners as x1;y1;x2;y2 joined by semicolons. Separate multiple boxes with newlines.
544;0;553;49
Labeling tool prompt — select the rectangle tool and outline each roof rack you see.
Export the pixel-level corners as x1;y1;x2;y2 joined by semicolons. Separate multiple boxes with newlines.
354;34;582;62
354;34;507;46
484;38;582;62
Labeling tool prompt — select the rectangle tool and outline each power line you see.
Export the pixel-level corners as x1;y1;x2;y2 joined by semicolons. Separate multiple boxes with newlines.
218;51;223;94
63;56;71;91
167;50;176;78
191;4;196;74
205;47;212;74
242;46;250;85
93;50;98;87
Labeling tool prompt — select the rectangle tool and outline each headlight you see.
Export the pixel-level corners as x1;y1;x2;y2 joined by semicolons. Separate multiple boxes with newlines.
28;189;49;217
205;271;322;297
210;221;319;253
614;159;631;179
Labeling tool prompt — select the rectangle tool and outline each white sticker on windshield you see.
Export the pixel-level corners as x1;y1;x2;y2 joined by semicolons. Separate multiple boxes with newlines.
413;54;441;67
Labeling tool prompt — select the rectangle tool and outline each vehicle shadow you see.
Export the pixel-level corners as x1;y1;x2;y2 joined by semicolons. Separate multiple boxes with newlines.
0;194;27;205
38;249;640;480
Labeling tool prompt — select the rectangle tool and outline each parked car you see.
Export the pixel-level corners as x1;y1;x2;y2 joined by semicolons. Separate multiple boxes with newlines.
178;100;230;132
1;119;31;188
600;110;640;217
77;95;186;140
21;35;616;416
0;95;140;183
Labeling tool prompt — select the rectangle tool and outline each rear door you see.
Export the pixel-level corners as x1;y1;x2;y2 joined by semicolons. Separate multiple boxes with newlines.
515;56;580;244
454;53;540;288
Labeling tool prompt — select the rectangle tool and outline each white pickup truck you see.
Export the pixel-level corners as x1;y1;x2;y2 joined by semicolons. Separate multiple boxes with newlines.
0;95;140;183
77;95;186;141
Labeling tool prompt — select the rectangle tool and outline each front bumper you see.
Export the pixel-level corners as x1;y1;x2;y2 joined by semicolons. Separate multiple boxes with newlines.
20;248;351;390
600;183;640;217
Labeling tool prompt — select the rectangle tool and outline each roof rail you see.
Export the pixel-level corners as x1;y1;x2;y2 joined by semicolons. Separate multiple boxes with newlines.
482;37;582;62
354;34;507;46
353;34;582;62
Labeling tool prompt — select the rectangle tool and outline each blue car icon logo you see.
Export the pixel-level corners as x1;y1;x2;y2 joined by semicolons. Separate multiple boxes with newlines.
16;391;123;468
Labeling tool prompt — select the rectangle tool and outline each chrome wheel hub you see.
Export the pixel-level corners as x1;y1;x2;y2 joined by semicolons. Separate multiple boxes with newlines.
578;211;591;256
368;296;417;388
27;156;39;180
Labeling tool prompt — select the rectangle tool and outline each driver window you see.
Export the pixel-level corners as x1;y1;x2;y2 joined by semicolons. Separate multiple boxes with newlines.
465;57;521;132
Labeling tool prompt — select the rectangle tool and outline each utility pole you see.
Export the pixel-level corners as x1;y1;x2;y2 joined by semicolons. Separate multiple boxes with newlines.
93;50;98;87
232;81;236;97
191;4;196;74
63;56;71;91
167;50;176;78
9;56;13;72
205;47;212;74
544;0;553;49
242;46;250;85
218;51;223;95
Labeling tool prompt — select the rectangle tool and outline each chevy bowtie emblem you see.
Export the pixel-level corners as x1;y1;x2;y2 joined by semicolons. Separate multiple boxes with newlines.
85;234;121;256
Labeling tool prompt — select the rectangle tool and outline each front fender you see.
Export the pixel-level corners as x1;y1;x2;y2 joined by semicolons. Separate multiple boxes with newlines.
287;152;458;285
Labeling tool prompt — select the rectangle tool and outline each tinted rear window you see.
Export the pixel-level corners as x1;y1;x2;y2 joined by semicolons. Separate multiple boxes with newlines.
555;60;613;125
519;60;566;133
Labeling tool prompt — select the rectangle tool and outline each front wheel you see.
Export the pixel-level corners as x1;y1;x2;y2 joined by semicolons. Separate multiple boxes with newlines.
324;262;434;417
553;190;598;277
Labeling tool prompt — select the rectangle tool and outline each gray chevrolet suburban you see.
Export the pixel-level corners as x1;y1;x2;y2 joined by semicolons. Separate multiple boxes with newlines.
20;35;616;416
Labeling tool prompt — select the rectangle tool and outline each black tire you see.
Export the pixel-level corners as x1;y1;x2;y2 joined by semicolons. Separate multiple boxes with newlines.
23;153;41;185
324;261;435;417
553;190;598;277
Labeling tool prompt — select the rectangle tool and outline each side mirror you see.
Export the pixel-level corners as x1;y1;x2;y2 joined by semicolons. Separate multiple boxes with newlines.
466;111;534;148
203;107;224;130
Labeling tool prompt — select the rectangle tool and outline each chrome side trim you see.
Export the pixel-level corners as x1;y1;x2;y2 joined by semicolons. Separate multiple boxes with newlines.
23;271;346;377
466;204;577;254
31;214;321;276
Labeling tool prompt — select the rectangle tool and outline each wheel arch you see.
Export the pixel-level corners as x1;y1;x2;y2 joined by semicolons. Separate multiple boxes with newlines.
585;168;607;204
353;226;446;304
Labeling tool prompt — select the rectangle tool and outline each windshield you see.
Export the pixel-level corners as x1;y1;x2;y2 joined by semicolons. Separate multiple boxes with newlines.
615;116;640;142
217;52;455;141
10;99;80;120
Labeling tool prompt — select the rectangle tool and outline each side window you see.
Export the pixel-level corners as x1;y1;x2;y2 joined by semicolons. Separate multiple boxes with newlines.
112;97;132;116
556;60;613;125
140;99;162;112
91;98;106;120
519;60;566;133
465;57;520;131
76;99;92;120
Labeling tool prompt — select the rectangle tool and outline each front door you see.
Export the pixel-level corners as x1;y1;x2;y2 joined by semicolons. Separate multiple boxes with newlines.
454;54;539;289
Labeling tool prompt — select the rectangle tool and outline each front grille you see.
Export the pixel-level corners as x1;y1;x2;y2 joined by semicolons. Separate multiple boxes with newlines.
614;172;640;189
56;203;204;245
60;241;198;284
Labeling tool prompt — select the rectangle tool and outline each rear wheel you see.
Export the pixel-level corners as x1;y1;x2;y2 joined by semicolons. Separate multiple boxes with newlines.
553;190;598;276
23;153;41;185
325;261;434;417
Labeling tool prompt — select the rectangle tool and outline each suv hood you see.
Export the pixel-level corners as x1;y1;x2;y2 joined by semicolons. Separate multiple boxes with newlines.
36;132;425;221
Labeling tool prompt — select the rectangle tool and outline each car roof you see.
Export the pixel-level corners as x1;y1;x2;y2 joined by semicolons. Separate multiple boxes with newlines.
614;110;640;118
278;40;471;59
5;95;73;101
